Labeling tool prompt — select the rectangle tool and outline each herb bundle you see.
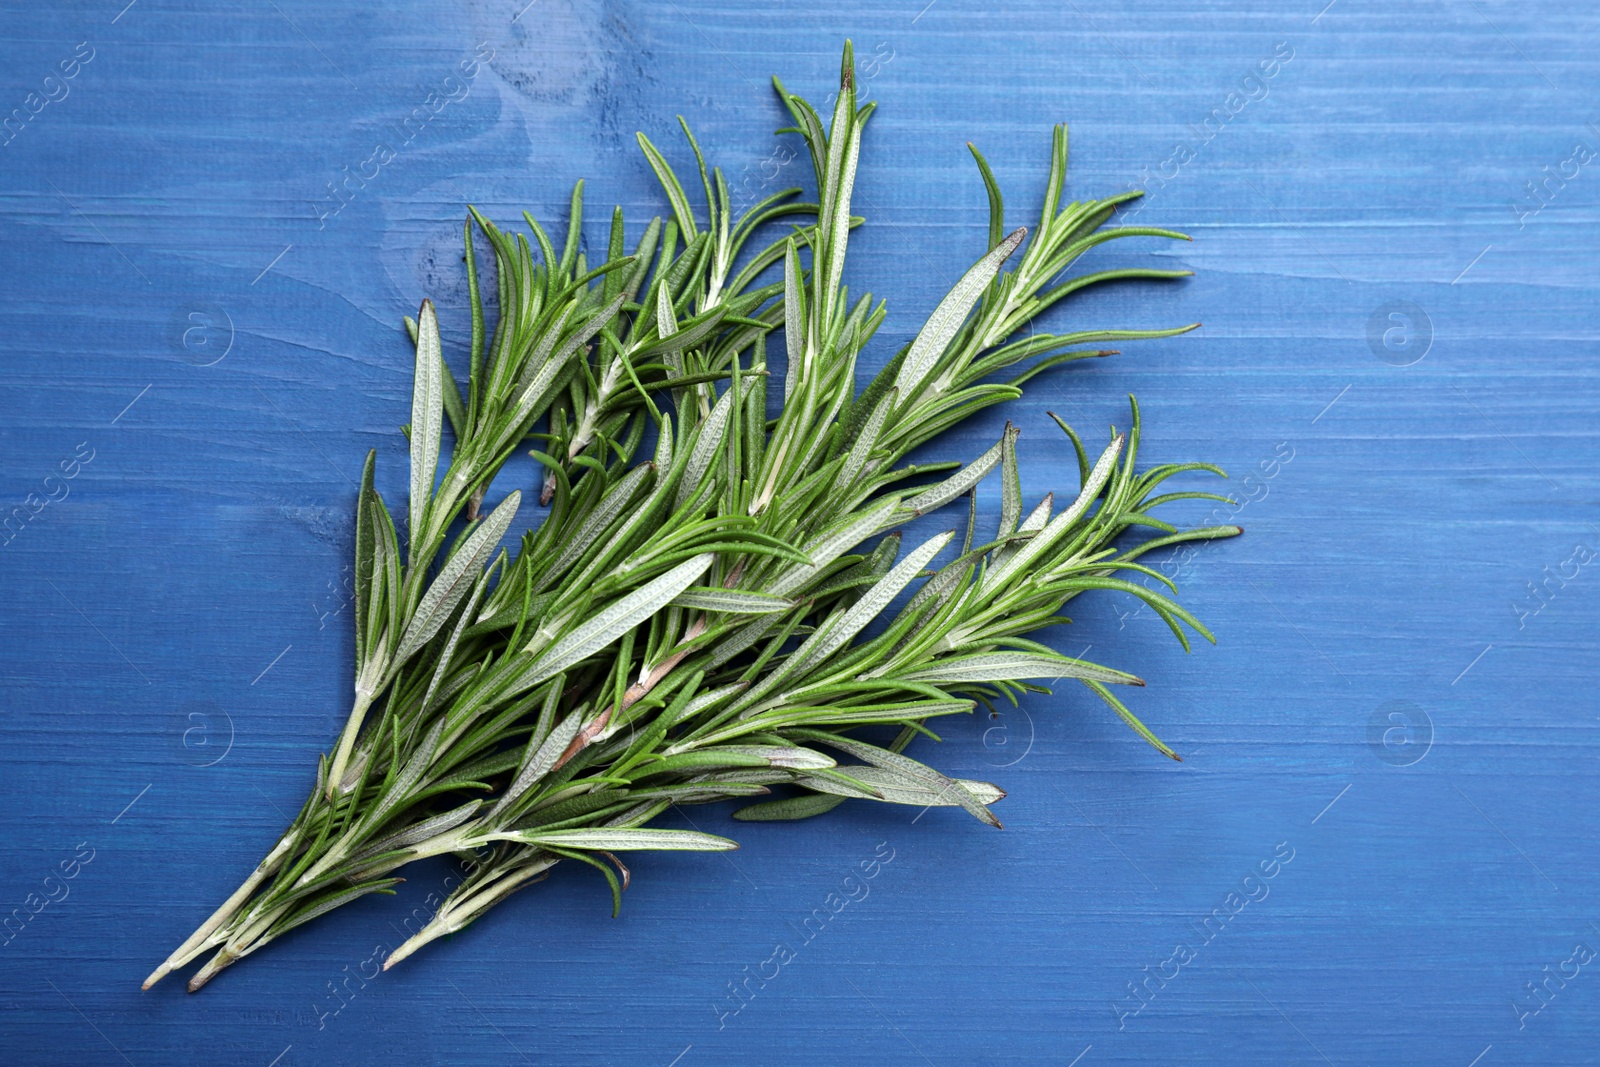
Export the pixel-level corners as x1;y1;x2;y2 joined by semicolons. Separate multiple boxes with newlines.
145;43;1238;992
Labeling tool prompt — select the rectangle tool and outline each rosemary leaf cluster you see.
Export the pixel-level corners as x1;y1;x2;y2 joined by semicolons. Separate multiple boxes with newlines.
144;43;1238;993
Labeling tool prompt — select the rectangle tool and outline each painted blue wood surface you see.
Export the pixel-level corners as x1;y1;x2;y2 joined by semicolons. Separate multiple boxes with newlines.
2;1;1597;1063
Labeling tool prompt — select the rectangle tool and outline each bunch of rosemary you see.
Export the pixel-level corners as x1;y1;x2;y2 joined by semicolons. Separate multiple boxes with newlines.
145;43;1238;992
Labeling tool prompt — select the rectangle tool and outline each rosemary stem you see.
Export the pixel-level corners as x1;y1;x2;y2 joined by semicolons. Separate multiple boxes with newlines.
142;832;296;990
326;687;377;800
185;949;235;992
292;838;354;889
186;895;299;992
382;857;558;971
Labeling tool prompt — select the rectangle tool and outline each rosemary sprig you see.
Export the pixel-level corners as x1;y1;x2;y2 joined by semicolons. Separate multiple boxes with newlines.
144;173;810;992
146;42;1237;992
385;397;1239;965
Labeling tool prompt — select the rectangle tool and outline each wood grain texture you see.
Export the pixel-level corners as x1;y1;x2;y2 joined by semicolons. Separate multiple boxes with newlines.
1;0;1596;1063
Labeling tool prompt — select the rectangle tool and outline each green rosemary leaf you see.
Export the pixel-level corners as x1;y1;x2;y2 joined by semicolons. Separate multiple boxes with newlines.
674;387;734;509
501;828;739;852
463;217;487;430
895;651;1143;687
893;227;1026;400
519;553;714;686
730;793;846;822
408;300;445;555
793;731;1000;828
1059;576;1216;647
353;449;377;666
269;879;403;940
394;490;521;664
798;766;1005;808
635;132;699;240
769;497;904;596
783;529;954;679
558;179;584;278
546;846;626;917
350;800;484;864
785;765;885;801
1081;678;1180;761
490;708;584;821
705;611;791;671
369;486;402;659
967;141;1006;251
669;587;793;614
981;433;1123;594
539;293;628;390
834;386;895;492
687;745;835;770
543;462;655;583
905;430;1008;515
417;565;493;718
998;423;1022;538
1113;524;1242;566
994;492;1052;570
633;750;773;776
749;701;973;731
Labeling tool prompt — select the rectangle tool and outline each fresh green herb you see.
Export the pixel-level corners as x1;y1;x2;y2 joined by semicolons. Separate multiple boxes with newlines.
144;42;1237;993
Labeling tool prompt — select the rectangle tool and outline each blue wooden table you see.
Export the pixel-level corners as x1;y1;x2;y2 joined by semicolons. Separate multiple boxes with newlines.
3;1;1597;1063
